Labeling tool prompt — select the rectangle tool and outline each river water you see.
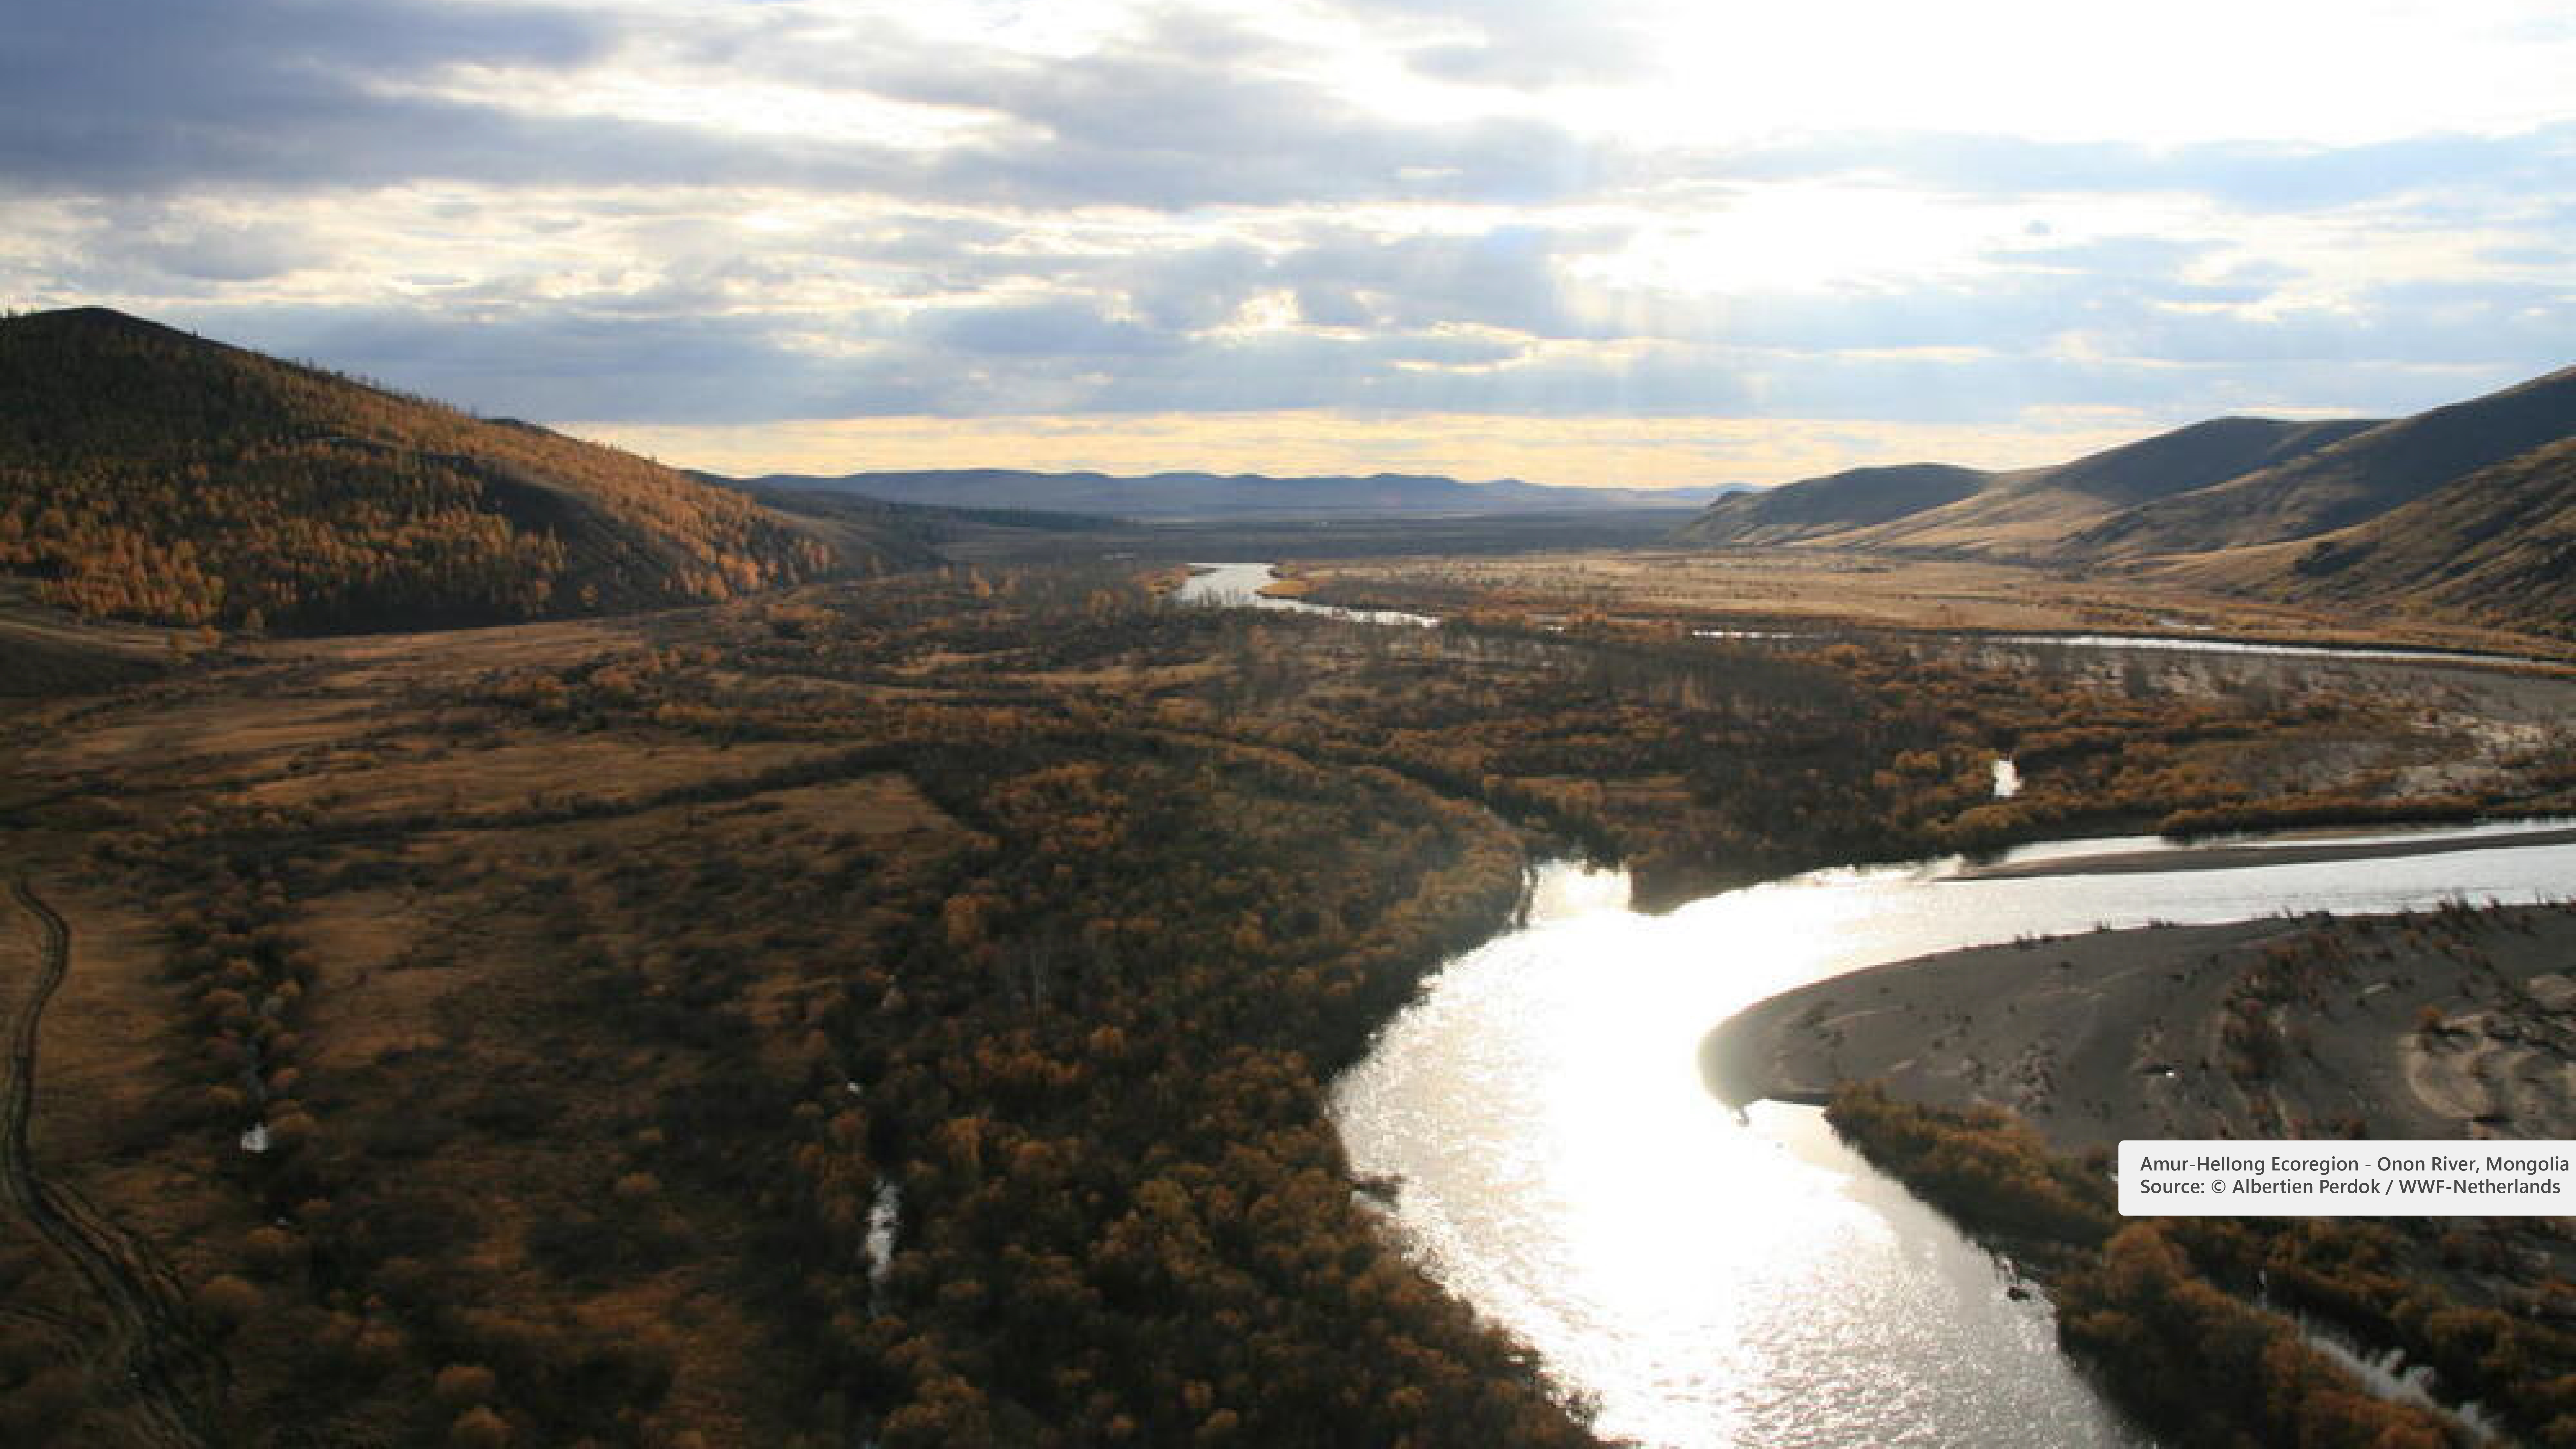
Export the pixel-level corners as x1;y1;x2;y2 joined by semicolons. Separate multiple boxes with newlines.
1175;563;2567;671
1331;830;2576;1447
1173;560;2572;1444
1175;561;1439;626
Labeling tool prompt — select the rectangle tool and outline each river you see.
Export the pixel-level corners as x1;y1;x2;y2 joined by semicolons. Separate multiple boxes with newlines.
1332;829;2576;1448
1174;562;1439;626
1177;559;2572;1445
1175;563;2566;671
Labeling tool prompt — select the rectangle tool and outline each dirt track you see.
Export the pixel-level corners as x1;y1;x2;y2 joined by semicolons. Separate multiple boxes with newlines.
5;875;225;1448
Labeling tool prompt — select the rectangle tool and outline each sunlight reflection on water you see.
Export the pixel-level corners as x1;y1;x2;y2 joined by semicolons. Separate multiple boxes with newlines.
1174;562;1439;627
1334;828;2576;1447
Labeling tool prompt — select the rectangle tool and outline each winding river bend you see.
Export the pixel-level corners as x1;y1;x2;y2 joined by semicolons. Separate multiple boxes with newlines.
1176;561;1439;626
1180;562;2575;1444
1334;834;2576;1447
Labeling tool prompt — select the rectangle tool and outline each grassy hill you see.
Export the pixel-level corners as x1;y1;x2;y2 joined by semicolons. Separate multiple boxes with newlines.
1674;365;2576;634
1675;462;1993;544
2071;365;2576;560
1841;416;2379;556
1678;417;2376;554
0;308;923;633
2189;433;2576;639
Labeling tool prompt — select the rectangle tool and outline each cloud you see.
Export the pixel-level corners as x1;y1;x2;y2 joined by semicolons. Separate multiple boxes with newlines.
78;209;329;283
1118;242;1274;331
137;190;2565;438
1276;226;1591;334
0;0;620;193
1331;0;1657;88
2111;278;2576;377
10;0;2568;488
924;299;1182;358
891;39;1606;209
0;0;1607;211
1694;125;2576;211
174;303;901;422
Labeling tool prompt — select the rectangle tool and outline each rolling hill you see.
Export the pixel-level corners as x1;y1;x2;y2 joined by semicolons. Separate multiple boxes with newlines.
1676;416;2380;554
2189;433;2576;639
735;466;1726;520
1839;416;2382;555
2070;364;2576;559
0;308;925;633
1676;364;2576;630
1677;462;1994;545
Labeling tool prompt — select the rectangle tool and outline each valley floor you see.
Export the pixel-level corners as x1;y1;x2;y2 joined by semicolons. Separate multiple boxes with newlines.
1288;547;2576;662
5;550;2574;1446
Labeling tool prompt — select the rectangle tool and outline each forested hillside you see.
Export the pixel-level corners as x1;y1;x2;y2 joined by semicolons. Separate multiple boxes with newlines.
0;308;921;633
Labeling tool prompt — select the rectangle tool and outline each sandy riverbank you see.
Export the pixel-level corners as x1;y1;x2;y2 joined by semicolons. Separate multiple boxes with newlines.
1952;824;2576;880
1706;901;2576;1152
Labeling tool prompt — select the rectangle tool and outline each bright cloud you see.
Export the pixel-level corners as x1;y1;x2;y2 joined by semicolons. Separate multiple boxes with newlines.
4;0;2570;486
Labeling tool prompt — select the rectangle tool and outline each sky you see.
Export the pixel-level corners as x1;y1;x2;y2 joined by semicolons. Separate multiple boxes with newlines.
5;0;2573;488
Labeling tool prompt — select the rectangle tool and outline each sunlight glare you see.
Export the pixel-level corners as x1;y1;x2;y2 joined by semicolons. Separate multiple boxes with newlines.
1607;0;2576;146
1589;186;2000;294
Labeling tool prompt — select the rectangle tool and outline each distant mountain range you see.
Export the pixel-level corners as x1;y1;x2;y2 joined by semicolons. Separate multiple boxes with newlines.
1679;365;2576;637
11;304;2563;642
726;466;1730;520
0;307;929;633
